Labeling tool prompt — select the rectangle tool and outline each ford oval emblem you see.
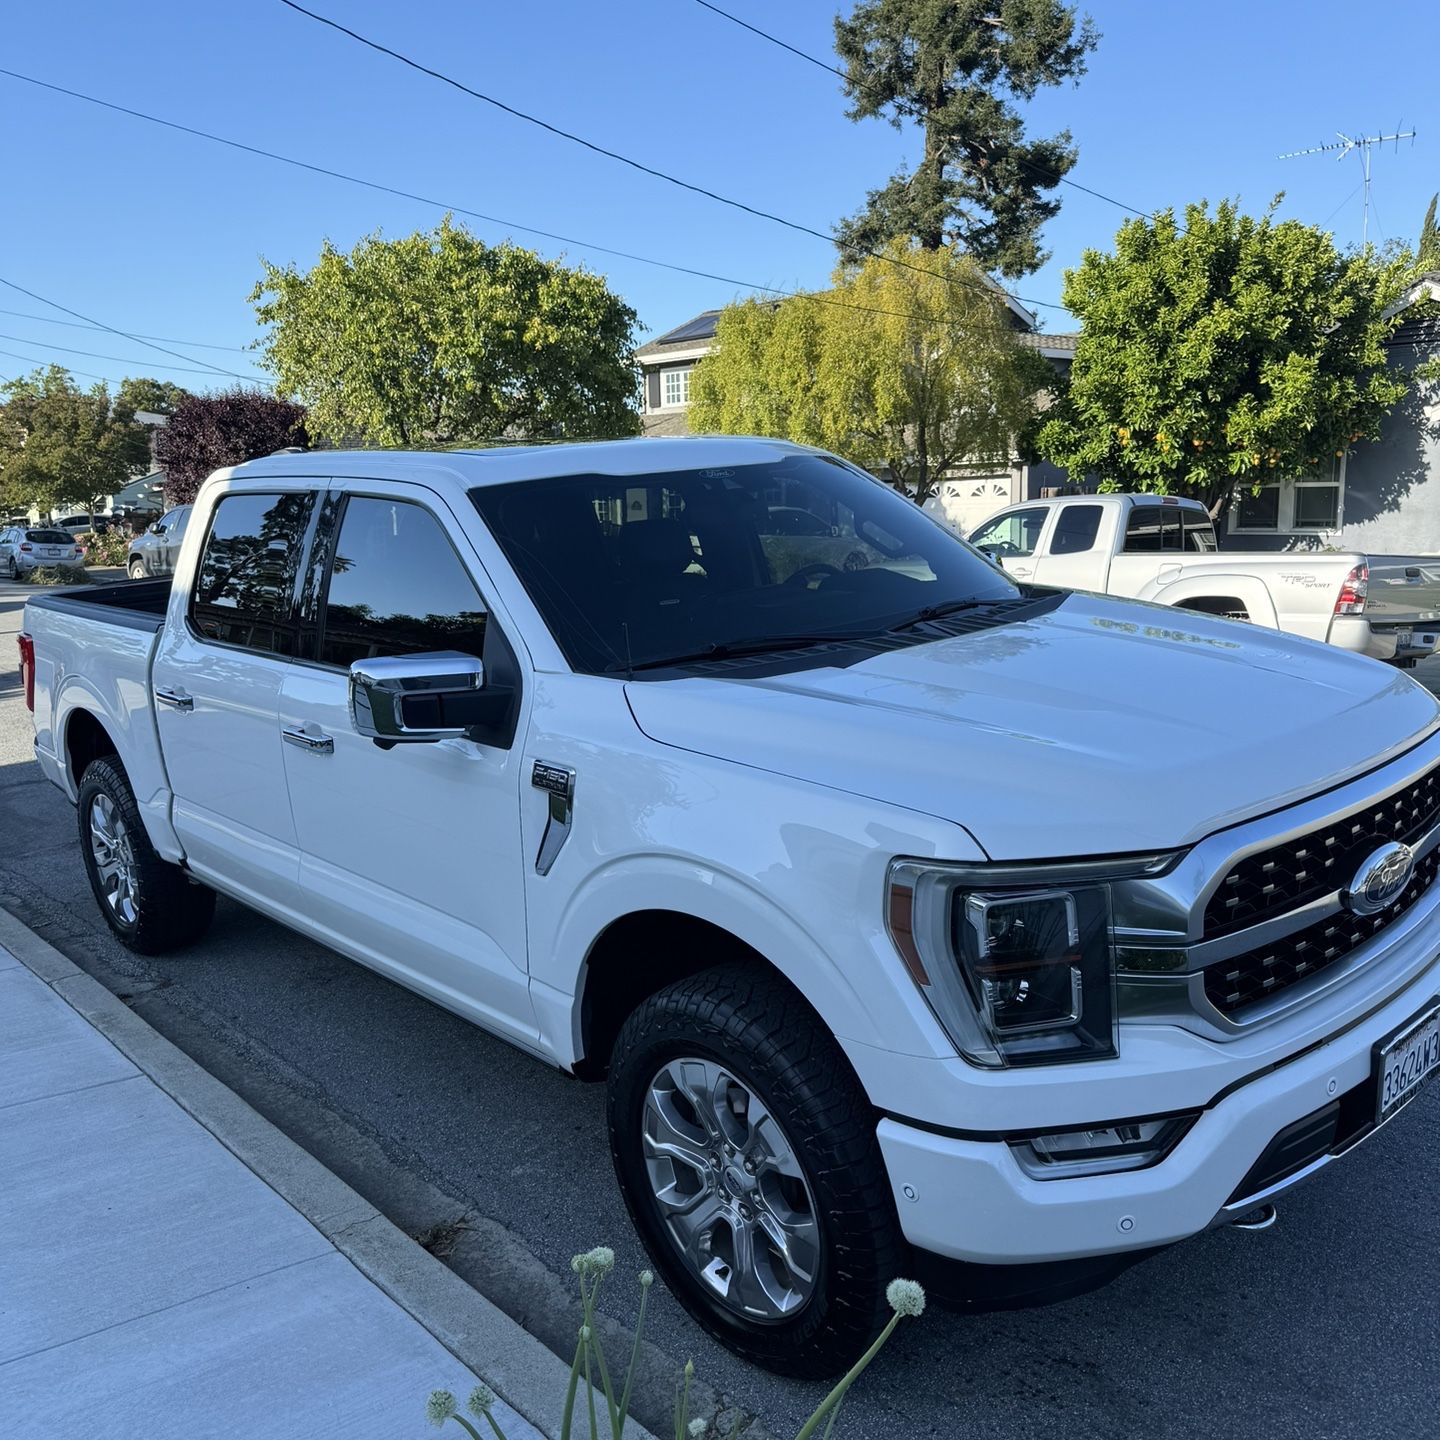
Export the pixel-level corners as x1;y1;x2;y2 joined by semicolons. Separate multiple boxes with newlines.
1343;842;1415;916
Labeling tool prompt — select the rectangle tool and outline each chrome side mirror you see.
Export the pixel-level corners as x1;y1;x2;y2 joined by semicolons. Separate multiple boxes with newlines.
349;651;486;744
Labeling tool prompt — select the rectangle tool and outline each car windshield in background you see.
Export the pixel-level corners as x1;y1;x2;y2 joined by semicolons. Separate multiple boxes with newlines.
26;530;74;545
471;454;1018;675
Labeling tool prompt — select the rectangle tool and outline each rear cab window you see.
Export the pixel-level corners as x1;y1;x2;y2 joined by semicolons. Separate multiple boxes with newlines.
191;491;315;655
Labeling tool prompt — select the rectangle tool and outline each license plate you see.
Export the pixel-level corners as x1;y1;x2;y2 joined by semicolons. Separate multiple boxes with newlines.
1396;630;1413;650
1376;1004;1440;1124
42;548;59;558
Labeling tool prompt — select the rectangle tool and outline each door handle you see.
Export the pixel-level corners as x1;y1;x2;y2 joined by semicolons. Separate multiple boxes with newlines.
1010;565;1033;578
155;687;193;712
283;725;334;755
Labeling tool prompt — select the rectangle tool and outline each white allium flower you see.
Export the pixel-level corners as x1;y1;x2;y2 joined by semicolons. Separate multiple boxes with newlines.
689;1419;708;1438
639;1269;655;1289
571;1254;585;1274
684;1359;695;1379
585;1245;616;1274
886;1278;926;1319
580;1325;592;1343
467;1384;496;1417
426;1390;459;1426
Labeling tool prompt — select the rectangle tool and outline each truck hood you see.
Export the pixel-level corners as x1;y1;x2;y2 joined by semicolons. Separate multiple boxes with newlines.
625;592;1440;859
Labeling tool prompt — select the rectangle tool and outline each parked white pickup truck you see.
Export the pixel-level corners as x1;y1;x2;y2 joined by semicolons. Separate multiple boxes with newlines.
20;439;1440;1377
966;492;1440;664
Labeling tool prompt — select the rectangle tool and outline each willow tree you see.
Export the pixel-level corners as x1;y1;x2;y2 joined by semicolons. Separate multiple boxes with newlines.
690;242;1051;505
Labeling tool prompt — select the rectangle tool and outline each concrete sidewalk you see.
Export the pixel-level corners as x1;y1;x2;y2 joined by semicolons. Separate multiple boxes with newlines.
0;912;572;1440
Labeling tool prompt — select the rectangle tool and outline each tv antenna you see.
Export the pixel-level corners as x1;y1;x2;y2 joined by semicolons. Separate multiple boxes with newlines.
1279;127;1417;247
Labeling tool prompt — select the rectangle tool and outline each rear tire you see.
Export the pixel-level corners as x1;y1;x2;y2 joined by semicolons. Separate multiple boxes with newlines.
76;757;215;954
127;558;147;580
607;964;906;1379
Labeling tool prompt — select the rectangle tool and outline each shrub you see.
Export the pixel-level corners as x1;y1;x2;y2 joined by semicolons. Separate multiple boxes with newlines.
79;529;132;567
24;565;93;586
426;1250;925;1440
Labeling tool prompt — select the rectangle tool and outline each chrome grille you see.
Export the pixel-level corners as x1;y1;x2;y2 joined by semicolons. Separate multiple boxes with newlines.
1203;846;1440;1014
1203;763;1440;940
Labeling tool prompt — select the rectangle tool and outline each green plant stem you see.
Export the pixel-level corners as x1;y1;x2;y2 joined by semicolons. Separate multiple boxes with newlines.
448;1417;484;1440
792;1315;900;1440
616;1282;650;1435
584;1335;601;1440
674;1366;694;1440
477;1409;510;1440
590;1323;622;1438
560;1333;586;1440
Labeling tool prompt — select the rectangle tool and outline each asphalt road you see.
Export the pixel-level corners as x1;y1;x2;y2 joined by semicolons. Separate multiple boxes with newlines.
2;573;1438;1440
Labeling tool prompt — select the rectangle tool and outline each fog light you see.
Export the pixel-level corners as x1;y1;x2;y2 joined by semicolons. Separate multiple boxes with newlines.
1011;1114;1197;1179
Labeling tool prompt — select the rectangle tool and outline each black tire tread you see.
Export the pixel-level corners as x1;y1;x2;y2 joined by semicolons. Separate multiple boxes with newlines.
76;756;215;955
608;962;906;1379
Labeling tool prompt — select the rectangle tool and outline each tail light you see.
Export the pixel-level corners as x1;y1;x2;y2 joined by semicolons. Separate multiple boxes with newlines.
1336;562;1368;615
18;543;32;553
17;633;35;712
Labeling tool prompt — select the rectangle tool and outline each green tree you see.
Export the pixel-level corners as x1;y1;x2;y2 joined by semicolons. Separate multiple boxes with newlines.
251;218;642;447
690;241;1051;505
1037;199;1415;519
0;367;183;517
835;0;1098;276
1419;193;1440;271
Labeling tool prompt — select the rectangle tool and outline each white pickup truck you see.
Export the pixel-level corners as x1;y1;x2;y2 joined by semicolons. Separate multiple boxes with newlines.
966;491;1440;664
20;438;1440;1377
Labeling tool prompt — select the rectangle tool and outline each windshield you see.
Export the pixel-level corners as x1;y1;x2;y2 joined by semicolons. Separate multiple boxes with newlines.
470;453;1018;674
26;530;74;545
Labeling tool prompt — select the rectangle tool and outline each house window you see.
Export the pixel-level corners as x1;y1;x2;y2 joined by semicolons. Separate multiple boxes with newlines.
1293;481;1340;530
663;367;692;407
1234;486;1280;530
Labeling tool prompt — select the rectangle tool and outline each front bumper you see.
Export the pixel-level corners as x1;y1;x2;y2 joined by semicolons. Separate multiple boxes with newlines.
877;951;1440;1265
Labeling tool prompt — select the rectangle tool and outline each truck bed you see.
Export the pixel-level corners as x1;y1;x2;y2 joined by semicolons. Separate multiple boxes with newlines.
1366;558;1440;626
23;578;171;633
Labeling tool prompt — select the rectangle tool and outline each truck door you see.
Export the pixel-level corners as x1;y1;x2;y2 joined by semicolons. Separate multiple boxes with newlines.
276;485;538;1049
966;505;1049;580
1030;502;1107;591
151;488;313;912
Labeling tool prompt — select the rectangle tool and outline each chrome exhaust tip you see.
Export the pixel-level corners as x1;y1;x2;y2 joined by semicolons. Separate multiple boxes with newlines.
1229;1202;1278;1232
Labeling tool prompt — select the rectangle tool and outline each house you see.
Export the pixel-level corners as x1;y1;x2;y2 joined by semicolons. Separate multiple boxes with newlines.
1222;272;1440;553
635;296;1084;534
636;311;721;436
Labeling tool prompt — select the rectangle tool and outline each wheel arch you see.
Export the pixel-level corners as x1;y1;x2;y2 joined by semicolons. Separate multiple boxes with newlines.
63;705;121;787
1144;572;1279;628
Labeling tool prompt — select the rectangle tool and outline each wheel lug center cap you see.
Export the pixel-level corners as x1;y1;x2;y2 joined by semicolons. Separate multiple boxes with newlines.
723;1163;753;1195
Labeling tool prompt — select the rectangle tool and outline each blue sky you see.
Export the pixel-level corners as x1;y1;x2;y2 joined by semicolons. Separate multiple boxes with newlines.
3;0;1437;395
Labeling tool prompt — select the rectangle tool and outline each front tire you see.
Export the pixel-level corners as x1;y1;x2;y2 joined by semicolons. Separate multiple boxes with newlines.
127;558;147;580
77;757;215;954
607;964;906;1379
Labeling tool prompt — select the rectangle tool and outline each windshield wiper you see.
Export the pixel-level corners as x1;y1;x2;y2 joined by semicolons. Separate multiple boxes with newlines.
886;598;999;633
609;632;870;674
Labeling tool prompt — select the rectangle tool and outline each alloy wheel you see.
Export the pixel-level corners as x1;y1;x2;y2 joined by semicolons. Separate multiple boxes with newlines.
641;1057;820;1322
89;792;139;926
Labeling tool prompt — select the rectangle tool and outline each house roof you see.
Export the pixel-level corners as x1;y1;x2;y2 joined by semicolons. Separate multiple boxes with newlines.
635;310;722;360
1018;331;1079;360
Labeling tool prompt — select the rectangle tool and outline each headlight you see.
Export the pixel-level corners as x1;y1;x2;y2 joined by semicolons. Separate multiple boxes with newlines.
886;855;1176;1067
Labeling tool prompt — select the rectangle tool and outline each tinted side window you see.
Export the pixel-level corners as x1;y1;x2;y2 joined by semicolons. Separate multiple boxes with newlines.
1183;512;1217;551
1049;504;1103;555
192;492;314;654
1122;506;1181;552
318;497;487;668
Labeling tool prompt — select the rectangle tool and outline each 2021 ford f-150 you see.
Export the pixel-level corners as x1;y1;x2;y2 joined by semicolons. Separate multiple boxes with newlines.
21;437;1440;1376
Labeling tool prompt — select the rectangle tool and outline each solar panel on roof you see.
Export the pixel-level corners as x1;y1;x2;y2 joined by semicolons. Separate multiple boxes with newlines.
654;312;721;345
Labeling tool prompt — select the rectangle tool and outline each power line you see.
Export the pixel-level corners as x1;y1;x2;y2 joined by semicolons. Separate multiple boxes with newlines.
0;350;117;386
690;0;1154;224
0;331;268;379
0;65;1057;330
0;275;266;385
0;304;251;353
274;0;1066;312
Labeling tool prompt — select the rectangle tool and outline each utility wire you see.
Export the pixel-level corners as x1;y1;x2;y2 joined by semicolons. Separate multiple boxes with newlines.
0;331;269;379
0;275;266;385
274;0;1066;312
0;350;116;386
1;66;1053;329
691;0;1155;223
0;304;251;353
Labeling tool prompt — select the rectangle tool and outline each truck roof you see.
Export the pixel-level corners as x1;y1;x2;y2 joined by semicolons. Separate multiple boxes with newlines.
218;435;823;491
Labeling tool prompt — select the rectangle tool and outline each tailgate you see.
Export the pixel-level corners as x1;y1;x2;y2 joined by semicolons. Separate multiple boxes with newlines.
1367;557;1440;625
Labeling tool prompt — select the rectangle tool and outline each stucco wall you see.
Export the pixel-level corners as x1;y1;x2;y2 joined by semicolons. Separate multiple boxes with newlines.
1338;337;1440;554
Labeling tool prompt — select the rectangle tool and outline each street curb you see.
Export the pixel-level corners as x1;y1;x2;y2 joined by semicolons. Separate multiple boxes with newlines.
0;906;643;1440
